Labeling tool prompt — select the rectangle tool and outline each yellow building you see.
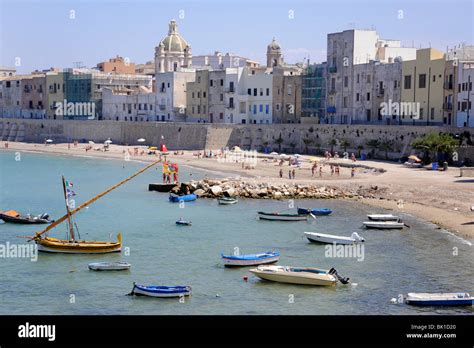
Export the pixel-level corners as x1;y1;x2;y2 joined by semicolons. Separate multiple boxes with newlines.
45;71;65;119
186;70;209;122
401;48;445;125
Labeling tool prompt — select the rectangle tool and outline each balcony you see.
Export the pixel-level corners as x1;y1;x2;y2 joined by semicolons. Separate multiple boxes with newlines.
328;67;337;74
443;102;453;111
377;88;385;97
226;104;235;110
159;87;166;93
443;82;453;90
327;106;336;113
225;87;235;93
159;104;166;111
328;89;337;95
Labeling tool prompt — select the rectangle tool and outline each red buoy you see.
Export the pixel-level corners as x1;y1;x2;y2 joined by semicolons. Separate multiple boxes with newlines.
243;276;248;282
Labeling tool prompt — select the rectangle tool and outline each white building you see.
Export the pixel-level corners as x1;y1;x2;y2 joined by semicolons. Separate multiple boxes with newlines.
326;29;416;124
156;70;195;121
456;62;473;127
154;20;192;73
102;87;156;122
0;67;16;78
192;52;259;70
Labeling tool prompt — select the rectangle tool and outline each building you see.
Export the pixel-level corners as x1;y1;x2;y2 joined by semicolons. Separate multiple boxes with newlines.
156;70;195;121
21;73;47;119
455;62;473;127
186;69;210;122
192;52;259;69
45;70;65;119
135;61;155;77
401;48;445;125
154;20;192;74
102;86;156;121
0;67;16;77
326;29;416;124
97;56;136;74
301;62;327;122
0;75;31;118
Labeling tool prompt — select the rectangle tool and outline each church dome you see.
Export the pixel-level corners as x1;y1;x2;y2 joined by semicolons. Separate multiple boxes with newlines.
159;20;190;53
267;37;281;51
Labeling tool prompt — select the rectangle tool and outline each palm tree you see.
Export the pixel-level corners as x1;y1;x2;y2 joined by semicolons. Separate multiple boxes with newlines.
303;138;313;154
366;139;380;158
274;134;284;152
378;140;393;160
328;138;338;154
340;139;350;153
357;145;364;158
412;132;457;163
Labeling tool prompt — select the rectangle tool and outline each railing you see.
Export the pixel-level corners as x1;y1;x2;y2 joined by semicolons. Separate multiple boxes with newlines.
328;89;336;95
226;104;235;109
327;106;336;113
377;89;385;96
328;67;337;74
225;88;235;93
159;87;166;93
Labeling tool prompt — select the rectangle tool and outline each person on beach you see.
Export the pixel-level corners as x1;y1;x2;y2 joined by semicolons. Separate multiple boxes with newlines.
311;165;315;176
4;142;8;148
288;170;292;179
330;164;334;176
319;166;322;177
351;167;355;178
68;143;71;150
292;168;296;180
351;153;356;162
279;168;283;178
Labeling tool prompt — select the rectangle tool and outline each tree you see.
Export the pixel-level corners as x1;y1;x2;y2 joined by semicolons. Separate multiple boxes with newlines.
328;138;338;154
303;138;313;154
378;140;393;160
412;132;458;163
274;134;284;152
357;145;364;158
340;139;350;153
366;139;380;158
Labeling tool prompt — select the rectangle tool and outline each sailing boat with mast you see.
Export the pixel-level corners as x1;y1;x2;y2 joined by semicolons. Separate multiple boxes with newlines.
25;160;160;254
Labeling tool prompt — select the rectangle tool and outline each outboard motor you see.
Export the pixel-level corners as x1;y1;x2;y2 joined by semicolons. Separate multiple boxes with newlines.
351;232;365;242
40;213;49;220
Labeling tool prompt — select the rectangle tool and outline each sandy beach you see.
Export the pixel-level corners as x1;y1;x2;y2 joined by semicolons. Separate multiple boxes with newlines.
1;141;473;240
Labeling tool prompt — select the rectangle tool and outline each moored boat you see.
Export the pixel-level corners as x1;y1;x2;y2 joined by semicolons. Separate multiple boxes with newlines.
367;214;400;221
257;211;308;221
88;261;131;271
298;207;332;216
305;231;364;245
218;197;238;205
0;210;53;224
176;218;192;226
405;292;474;306
130;283;192;298
169;193;197;203
249;265;349;286
363;221;404;229
221;251;280;267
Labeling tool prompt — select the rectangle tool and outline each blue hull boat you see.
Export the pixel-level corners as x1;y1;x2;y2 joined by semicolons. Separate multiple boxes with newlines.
169;194;197;203
298;207;332;216
406;292;473;306
221;251;280;267
176;220;192;226
130;283;192;298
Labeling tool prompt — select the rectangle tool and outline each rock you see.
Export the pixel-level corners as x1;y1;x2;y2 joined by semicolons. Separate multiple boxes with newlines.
210;185;223;196
223;187;235;197
194;189;205;197
272;192;283;199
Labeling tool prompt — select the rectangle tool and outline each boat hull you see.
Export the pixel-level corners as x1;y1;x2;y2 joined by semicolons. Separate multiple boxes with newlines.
88;262;131;271
363;221;404;229
249;267;337;286
35;234;122;254
132;284;191;298
218;198;238;205
367;214;399;221
304;232;357;245
169;194;197;203
406;293;473;306
0;213;51;224
257;212;307;221
298;208;332;216
222;252;280;267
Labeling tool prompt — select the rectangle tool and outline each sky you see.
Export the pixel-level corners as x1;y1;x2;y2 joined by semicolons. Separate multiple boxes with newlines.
1;0;473;73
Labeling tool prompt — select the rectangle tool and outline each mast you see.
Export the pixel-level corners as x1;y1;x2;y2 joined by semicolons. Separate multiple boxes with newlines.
62;176;75;241
30;159;162;240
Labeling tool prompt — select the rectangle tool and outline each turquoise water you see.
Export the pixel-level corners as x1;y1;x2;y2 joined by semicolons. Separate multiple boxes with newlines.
0;151;472;315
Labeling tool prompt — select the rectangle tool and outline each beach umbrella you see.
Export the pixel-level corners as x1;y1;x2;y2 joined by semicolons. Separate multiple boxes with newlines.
294;154;301;157
232;146;242;152
88;141;95;145
137;138;146;143
408;155;421;162
279;153;287;157
104;138;112;144
46;139;53;143
270;152;279;156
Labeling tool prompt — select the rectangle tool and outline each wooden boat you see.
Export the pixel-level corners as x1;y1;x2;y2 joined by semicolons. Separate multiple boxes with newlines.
298;207;332;216
218;197;238;205
130;283;192;298
367;214;400;221
0;210;53;224
148;183;177;192
363;221;404;229
176;219;192;226
305;232;365;245
88;261;131;271
221;251;280;267
249;265;349;286
24;160;161;254
169;193;197;203
405;293;473;306
257;211;308;221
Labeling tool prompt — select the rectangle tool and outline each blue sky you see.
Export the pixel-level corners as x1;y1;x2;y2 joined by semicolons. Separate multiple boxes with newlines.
1;0;473;73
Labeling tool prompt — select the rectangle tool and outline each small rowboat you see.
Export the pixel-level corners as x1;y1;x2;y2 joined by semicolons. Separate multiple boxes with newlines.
88;261;131;271
305;232;364;245
218;197;238;205
405;293;474;306
130;283;192;298
363;221;404;229
367;214;399;221
176;219;192;226
257;211;308;221
0;210;53;224
221;251;280;267
249;265;349;286
298;207;332;216
169;194;197;203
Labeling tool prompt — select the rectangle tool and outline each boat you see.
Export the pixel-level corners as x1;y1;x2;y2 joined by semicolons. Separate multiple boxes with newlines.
363;221;405;229
129;283;192;298
0;210;53;224
367;214;400;221
169;193;197;203
176;218;192;226
221;251;280;267
257;211;308;221
249;265;349;286
405;293;474;306
88;261;131;271
218;197;238;205
297;207;332;216
305;231;364;245
148;183;178;192
24;160;161;254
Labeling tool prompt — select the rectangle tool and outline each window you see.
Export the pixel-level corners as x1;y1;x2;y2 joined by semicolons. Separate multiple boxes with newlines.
344;76;348;88
265;104;269;114
220;79;224;86
419;74;426;88
219;113;223;119
356;93;359;102
276;104;280;111
203;92;206;98
247;88;251;95
394;80;398;89
259;104;263;112
253;105;256;114
266;88;270;96
404;75;412;89
430;107;435;120
343;96;348;108
432;75;436;82
260;88;263;96
197;76;201;83
192;92;195;98
197;92;200;98
419;108;424;119
356;74;360;84
197;105;201;113
366;109;371;122
367;75;371;83
220;94;223;102
367;92;370;101
288;85;292;95
210;80;213;87
253;88;257;96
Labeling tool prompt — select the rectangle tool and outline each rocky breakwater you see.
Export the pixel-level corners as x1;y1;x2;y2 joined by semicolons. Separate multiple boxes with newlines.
170;178;386;200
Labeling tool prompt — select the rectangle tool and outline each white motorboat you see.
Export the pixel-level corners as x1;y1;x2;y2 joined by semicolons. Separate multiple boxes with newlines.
88;261;131;271
367;214;400;221
257;211;308;221
405;292;474;306
363;221;404;229
249;265;349;286
304;232;365;245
